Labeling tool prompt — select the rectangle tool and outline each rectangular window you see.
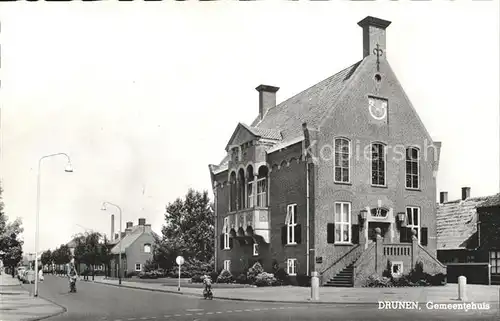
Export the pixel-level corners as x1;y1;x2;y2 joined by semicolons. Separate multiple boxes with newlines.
371;143;386;186
334;202;351;243
406;207;420;243
223;260;231;272
334;138;351;183
287;258;297;276
285;204;298;244
490;251;500;274
406;147;420;189
253;243;259;256
143;244;151;253
257;178;267;207
135;263;141;272
248;181;254;208
223;217;230;250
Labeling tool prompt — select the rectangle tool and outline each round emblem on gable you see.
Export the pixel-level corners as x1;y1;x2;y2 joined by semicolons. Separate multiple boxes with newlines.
369;98;387;120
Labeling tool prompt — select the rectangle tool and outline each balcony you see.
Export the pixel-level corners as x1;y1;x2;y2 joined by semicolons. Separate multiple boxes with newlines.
227;207;270;243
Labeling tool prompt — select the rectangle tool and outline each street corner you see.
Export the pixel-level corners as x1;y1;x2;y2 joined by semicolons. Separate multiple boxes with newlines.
0;289;65;321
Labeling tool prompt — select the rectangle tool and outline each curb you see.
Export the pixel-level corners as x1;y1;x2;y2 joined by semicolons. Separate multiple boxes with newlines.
14;283;67;321
91;281;500;305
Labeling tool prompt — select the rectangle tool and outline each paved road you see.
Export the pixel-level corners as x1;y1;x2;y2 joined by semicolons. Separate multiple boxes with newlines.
22;275;499;321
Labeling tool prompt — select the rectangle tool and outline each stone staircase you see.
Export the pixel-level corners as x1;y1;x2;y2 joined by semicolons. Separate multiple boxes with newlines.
324;263;354;287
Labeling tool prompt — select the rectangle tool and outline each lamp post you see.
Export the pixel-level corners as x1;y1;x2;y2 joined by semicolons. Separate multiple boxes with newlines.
34;153;73;297
101;201;122;285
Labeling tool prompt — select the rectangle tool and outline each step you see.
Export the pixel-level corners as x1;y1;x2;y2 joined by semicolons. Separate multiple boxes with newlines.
328;280;352;285
333;275;353;280
324;283;353;287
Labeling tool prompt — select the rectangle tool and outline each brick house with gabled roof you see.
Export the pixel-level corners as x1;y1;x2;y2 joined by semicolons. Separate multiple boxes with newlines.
437;188;500;284
209;16;446;287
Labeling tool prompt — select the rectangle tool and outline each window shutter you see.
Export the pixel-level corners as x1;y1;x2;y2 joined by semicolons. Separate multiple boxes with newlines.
281;226;287;245
351;224;359;244
421;227;428;246
229;237;234;249
295;225;302;244
327;223;335;244
220;234;224;250
400;227;410;243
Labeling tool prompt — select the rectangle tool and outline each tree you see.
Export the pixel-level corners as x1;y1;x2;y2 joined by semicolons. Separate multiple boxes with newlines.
41;250;53;271
53;244;71;272
0;182;24;276
154;189;215;269
73;231;102;280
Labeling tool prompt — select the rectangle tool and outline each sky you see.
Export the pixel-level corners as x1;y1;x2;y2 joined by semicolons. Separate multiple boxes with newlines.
0;1;498;255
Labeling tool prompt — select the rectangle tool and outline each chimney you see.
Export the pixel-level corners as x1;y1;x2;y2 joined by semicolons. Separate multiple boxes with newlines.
462;187;471;200
439;192;448;204
357;16;392;59
256;85;279;120
126;221;133;229
111;214;115;241
138;218;146;226
115;233;119;240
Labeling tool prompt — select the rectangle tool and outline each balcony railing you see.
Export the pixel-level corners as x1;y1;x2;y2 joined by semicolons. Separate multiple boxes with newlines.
383;244;411;256
226;207;270;243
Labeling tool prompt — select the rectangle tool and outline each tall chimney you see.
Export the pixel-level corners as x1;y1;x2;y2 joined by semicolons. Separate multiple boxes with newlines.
439;192;448;204
111;214;115;241
256;85;279;120
126;221;133;229
138;218;146;226
462;187;471;200
357;16;392;59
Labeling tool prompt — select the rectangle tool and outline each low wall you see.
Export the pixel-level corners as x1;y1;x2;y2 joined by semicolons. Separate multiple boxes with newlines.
446;263;490;285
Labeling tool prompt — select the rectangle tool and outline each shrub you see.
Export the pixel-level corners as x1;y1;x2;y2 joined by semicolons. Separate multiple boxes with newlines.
235;273;248;284
254;272;277;287
273;268;290;285
247;262;264;284
296;274;311;287
210;271;219;282
363;274;392;287
181;259;214;278
126;271;138;278
191;274;204;283
217;269;233;284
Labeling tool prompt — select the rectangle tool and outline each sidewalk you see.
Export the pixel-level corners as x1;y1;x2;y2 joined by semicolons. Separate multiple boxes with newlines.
91;276;500;304
0;273;65;321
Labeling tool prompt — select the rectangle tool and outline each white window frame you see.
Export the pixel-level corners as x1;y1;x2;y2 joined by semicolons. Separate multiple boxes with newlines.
247;180;254;208
490;251;500;275
223;260;231;272
390;261;403;278
223;217;230;250
334;202;351;244
287;258;297;276
406;147;420;189
334;138;351;183
257;177;267;207
370;143;387;187
406;206;421;244
143;244;151;253
253;243;259;256
285;204;298;245
135;263;141;272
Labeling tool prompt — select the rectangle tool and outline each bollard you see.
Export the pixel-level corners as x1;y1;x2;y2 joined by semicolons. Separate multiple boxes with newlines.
311;271;320;301
458;275;467;301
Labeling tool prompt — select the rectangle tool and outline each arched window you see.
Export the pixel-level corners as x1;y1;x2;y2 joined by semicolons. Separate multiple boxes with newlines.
370;207;388;218
238;168;245;210
143;244;151;253
334;138;351;183
406;147;420;189
229;172;237;212
371;143;386;186
247;165;255;208
256;166;268;207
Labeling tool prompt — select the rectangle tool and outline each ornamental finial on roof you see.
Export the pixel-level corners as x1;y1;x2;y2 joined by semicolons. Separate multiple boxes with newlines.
373;43;384;72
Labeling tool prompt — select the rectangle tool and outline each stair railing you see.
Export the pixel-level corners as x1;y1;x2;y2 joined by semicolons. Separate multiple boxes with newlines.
319;244;362;284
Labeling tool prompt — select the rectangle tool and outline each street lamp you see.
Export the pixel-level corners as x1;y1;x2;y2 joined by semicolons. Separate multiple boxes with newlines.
101;201;123;285
34;153;73;297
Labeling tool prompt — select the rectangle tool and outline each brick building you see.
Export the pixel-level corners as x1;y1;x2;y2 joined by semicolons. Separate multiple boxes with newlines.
209;16;445;287
437;189;500;284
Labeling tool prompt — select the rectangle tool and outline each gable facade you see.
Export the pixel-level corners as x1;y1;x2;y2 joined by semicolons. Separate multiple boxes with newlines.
209;16;444;286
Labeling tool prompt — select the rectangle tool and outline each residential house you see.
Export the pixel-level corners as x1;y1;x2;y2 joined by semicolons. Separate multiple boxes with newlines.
437;188;500;284
209;16;446;287
109;218;156;278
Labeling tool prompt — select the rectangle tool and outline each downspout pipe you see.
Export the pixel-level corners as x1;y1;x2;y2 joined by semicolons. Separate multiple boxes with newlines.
306;161;310;276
